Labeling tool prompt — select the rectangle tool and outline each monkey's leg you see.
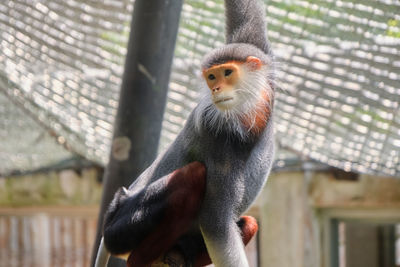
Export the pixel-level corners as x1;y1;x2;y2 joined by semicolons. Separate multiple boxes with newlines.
126;162;206;267
163;215;258;267
198;192;251;267
200;220;249;267
193;215;258;267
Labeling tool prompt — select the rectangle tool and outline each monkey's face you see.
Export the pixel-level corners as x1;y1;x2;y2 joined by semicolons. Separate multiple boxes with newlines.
203;56;264;111
203;62;240;110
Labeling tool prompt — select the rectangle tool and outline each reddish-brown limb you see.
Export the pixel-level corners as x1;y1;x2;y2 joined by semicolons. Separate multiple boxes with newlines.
127;162;206;267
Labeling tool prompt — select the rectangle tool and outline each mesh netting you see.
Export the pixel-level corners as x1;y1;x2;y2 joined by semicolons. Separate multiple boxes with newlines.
0;0;399;176
0;91;73;174
0;0;128;174
268;0;400;175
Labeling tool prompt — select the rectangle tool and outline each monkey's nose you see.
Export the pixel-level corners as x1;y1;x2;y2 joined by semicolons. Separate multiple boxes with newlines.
212;87;220;93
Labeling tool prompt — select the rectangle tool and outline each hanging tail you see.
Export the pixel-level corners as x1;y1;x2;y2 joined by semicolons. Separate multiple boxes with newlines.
94;237;111;267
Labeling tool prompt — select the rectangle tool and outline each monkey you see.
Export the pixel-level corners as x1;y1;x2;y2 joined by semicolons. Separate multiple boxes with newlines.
95;0;274;266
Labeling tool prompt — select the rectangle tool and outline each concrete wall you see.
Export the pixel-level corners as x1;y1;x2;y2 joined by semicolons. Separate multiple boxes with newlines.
258;169;400;267
0;167;102;206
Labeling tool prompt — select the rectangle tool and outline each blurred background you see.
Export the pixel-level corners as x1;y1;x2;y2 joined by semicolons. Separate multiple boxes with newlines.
0;0;399;266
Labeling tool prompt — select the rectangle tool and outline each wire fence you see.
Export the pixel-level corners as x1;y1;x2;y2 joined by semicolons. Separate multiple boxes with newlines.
0;0;399;176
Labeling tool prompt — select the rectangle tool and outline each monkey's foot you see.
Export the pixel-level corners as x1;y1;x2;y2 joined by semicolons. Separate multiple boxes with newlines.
149;250;186;267
163;249;186;267
150;260;169;267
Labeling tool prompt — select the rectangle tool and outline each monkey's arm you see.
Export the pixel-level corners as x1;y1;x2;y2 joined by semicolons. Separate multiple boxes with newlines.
225;0;271;54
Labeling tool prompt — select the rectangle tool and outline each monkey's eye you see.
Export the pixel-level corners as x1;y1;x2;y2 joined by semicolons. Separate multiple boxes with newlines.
224;69;233;77
208;74;216;80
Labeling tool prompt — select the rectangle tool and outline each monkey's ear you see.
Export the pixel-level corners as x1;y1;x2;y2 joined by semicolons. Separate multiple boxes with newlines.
246;56;262;70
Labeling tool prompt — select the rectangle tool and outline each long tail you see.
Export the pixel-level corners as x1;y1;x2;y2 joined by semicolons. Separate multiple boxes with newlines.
224;0;271;54
95;237;111;267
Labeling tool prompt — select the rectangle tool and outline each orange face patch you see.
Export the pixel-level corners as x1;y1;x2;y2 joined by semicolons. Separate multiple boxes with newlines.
202;61;242;93
202;56;263;94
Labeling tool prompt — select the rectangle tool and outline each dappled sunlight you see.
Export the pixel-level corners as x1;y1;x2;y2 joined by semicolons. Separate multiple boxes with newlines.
0;0;399;176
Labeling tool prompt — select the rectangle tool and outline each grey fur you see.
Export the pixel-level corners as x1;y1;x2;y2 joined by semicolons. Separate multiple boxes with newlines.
201;43;271;70
94;238;110;267
128;108;274;267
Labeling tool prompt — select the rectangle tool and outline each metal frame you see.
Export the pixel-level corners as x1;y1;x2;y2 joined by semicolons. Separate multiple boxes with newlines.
321;207;400;267
91;1;183;266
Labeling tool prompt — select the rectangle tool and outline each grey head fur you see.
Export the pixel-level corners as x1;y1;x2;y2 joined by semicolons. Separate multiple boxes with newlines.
201;43;271;70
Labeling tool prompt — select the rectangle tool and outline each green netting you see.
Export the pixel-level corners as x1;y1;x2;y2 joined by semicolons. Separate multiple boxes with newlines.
0;0;399;176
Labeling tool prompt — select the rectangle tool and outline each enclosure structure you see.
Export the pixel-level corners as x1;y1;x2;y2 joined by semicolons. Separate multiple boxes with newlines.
0;0;399;266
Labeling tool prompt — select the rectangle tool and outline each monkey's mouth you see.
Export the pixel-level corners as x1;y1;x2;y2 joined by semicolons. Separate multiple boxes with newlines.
214;97;234;105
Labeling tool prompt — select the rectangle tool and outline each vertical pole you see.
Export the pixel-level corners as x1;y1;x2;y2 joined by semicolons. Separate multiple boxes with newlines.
90;0;183;266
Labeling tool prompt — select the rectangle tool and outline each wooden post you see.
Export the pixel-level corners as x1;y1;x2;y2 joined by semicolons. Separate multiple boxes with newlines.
259;171;320;267
90;1;183;266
